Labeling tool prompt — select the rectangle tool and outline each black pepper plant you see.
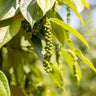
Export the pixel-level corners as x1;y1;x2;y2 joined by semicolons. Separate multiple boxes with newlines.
0;0;96;96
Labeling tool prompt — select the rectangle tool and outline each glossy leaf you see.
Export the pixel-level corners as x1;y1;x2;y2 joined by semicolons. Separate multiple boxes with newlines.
50;18;89;50
61;49;82;83
72;0;84;13
0;0;19;20
81;0;89;8
61;49;74;73
63;0;84;27
46;11;65;45
36;0;55;15
46;10;62;20
74;49;96;72
20;0;43;27
30;36;43;62
0;18;21;48
49;64;64;89
0;71;10;96
51;21;65;45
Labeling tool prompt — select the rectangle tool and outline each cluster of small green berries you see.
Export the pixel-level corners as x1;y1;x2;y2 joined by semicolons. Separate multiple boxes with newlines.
22;20;44;39
66;7;71;42
22;20;32;39
73;56;79;81
32;19;43;35
43;18;53;73
22;20;31;32
67;50;79;81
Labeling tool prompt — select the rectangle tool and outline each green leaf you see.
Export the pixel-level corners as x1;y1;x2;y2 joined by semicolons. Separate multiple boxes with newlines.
36;0;55;15
0;18;21;48
0;71;10;96
63;0;84;27
61;49;82;83
46;10;62;20
8;49;24;84
20;0;43;27
0;0;19;20
50;18;89;50
30;36;43;62
81;0;89;8
74;49;96;72
41;10;64;45
49;64;64;89
56;0;65;5
21;28;43;62
51;21;65;45
29;65;43;83
72;0;84;13
0;49;2;68
19;49;35;64
61;49;74;73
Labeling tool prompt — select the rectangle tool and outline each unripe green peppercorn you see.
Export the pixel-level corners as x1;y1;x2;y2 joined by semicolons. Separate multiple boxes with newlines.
43;17;53;73
66;7;72;42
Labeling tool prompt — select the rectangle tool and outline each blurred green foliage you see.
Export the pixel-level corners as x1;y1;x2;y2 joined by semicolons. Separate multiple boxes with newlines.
63;7;96;96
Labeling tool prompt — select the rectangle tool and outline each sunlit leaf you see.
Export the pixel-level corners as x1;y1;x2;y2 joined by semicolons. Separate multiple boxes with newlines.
81;0;89;8
72;0;84;13
36;0;55;15
20;0;43;27
74;49;96;72
0;0;19;20
51;21;65;45
63;0;84;27
49;64;64;89
61;49;82;83
61;49;74;73
50;18;89;50
0;71;10;96
46;10;62;20
0;18;21;48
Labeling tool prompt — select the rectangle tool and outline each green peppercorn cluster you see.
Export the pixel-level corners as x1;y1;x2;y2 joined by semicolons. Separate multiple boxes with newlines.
43;18;53;73
67;50;79;81
66;7;71;42
22;20;31;32
73;56;79;81
22;20;32;39
22;20;43;34
32;19;43;35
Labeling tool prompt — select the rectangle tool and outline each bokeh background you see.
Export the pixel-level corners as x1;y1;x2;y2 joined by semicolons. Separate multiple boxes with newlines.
58;0;96;96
